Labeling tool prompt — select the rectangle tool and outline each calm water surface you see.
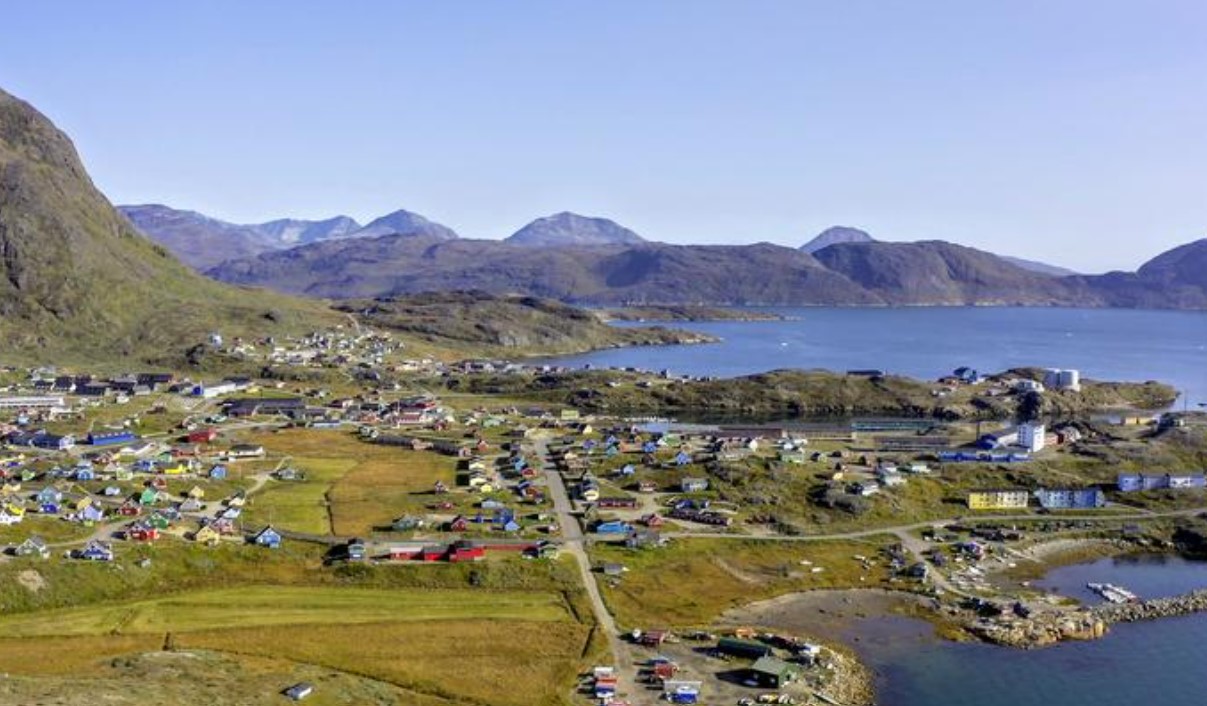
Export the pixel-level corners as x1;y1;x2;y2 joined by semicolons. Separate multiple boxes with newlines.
848;555;1207;706
542;307;1207;404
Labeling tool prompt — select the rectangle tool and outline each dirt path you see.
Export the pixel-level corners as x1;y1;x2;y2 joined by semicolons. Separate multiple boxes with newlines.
535;438;641;702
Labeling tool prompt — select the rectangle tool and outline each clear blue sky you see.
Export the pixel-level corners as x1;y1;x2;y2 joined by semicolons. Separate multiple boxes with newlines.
3;1;1205;272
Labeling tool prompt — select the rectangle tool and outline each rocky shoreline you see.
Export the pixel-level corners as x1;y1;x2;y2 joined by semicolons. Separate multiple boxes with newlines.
959;585;1207;649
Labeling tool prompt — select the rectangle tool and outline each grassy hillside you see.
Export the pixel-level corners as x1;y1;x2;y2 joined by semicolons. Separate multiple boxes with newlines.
0;87;340;366
338;291;716;356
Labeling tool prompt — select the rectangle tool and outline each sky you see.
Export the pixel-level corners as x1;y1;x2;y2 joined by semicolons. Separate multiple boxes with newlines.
2;1;1205;272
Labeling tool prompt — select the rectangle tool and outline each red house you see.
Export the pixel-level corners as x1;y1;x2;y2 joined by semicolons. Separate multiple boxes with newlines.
128;526;159;542
188;428;217;444
118;501;142;517
449;540;485;562
421;546;446;562
388;545;424;561
447;515;469;532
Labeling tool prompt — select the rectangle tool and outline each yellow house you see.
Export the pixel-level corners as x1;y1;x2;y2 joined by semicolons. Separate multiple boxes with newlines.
163;463;188;475
187;486;206;499
4;503;26;518
967;489;1030;510
193;525;221;545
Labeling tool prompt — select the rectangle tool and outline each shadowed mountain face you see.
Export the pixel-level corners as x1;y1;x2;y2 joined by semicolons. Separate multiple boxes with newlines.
0;87;332;362
210;236;880;305
505;212;646;247
809;240;1078;305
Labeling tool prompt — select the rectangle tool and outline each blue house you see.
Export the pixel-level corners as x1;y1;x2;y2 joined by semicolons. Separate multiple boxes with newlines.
674;451;692;466
1035;487;1106;510
77;504;104;523
209;465;228;480
39;502;60;515
1118;473;1206;492
87;431;138;446
75;467;96;481
253;526;283;549
77;540;114;561
595;520;632;534
642;441;658;454
36;487;63;505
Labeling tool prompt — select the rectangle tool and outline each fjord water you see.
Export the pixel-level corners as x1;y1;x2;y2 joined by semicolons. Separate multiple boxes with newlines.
543;307;1207;404
852;556;1207;706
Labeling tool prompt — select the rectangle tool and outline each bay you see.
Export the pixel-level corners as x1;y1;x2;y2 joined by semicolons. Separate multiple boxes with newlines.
541;307;1207;405
847;555;1207;706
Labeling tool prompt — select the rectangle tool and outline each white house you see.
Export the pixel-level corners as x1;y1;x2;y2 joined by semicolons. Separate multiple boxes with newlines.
1018;422;1046;453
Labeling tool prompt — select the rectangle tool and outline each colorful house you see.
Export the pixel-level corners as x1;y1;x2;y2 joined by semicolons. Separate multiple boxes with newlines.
1034;487;1106;510
967;489;1031;510
15;536;49;559
1118;473;1207;492
193;524;221;545
252;526;283;549
77;540;114;561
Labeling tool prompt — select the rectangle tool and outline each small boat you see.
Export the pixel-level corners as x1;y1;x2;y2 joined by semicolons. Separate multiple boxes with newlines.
1087;582;1138;604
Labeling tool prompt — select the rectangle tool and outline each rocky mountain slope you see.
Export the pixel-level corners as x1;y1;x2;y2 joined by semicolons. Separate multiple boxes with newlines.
0;88;342;364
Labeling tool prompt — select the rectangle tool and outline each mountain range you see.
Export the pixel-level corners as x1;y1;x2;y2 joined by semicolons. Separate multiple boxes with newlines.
9;79;1205;329
118;205;458;269
202;225;1207;308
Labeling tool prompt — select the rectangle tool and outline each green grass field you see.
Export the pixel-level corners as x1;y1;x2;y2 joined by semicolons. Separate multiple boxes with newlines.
0;540;597;706
237;429;458;536
592;536;897;628
0;585;572;637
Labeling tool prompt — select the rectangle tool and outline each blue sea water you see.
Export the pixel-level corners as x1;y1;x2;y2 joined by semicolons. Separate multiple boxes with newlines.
848;555;1207;706
540;307;1207;405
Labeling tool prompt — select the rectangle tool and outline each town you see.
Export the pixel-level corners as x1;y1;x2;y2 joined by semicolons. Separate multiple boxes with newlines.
2;349;1205;706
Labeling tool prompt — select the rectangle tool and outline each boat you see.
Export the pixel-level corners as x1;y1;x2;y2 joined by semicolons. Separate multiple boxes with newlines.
1087;582;1139;603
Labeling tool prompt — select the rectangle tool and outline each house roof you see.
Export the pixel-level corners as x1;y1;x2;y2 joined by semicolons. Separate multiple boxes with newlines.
750;656;798;677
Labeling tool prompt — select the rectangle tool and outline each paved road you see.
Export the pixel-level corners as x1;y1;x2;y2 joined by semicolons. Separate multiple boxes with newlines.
535;437;638;701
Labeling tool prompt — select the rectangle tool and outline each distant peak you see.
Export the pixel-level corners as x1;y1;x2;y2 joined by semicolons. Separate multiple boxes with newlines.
506;212;646;247
800;226;875;253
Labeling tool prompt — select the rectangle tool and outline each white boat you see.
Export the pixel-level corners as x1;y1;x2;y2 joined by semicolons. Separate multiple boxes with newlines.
1087;582;1139;603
